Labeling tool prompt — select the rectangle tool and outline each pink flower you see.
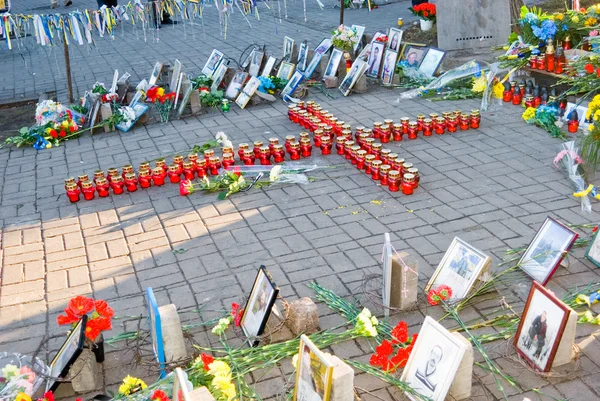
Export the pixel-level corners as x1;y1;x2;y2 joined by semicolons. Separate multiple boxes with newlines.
591;30;599;36
179;179;193;196
19;367;35;384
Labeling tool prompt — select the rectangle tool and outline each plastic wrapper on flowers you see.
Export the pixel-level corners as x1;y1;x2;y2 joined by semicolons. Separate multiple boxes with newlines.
0;352;50;401
555;141;592;214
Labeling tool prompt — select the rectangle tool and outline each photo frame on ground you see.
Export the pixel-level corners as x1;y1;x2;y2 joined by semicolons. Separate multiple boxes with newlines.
294;334;334;401
381;49;398;86
324;48;344;78
314;38;333;56
202;49;224;77
339;59;367;96
382;233;393;317
146;287;167;378
366;41;385;78
419;48;446;77
304;53;323;79
235;76;261;109
47;315;87;392
261;56;277;77
357;32;387;61
283;36;295;60
149;62;164;86
277;62;295;80
297;41;309;72
399;43;427;68
211;64;228;93
388;28;403;52
400;316;467;401
425;237;491;302
514;281;570;372
351;25;365;52
116;103;149;132
240;265;279;346
177;82;194;117
249;50;264;77
281;71;304;100
225;71;249;99
585;229;600;268
518;217;578;285
170;59;182;92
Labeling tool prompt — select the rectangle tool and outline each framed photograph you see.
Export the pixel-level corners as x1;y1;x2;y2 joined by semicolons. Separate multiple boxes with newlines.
174;72;185;108
339;59;367;96
357;32;387;60
225;71;248;99
381;49;398;86
277;62;295;80
366;41;385;78
146;287;167;378
514;281;570;372
47;315;87;392
294;334;334;401
400;316;467;401
400;44;427;68
249;50;264;77
281;71;304;100
518;217;578;285
425;237;491;302
202;49;224;76
382;233;393;317
240;265;279;346
283;36;295;60
564;102;589;130
304;53;323;79
388;28;403;52
170;59;182;91
235;76;261;109
297;41;308;72
211;64;228;92
419;48;446;77
89;101;101;134
172;368;194;401
177;81;194;118
149;62;163;86
351;24;365;52
261;56;277;77
116;103;149;132
586;230;600;267
314;38;332;56
324;48;343;78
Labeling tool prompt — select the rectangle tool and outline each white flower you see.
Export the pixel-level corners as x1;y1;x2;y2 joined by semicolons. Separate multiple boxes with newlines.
270;165;282;182
238;176;246;186
215;131;228;143
291;353;299;369
222;139;233;149
121;106;136;122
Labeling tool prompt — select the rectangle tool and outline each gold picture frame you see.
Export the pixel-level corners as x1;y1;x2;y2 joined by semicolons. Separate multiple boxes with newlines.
294;334;334;401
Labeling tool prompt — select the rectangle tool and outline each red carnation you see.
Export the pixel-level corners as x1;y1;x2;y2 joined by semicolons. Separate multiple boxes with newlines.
66;296;94;318
427;288;440;305
95;300;114;318
201;353;214;370
585;63;595;74
375;339;394;357
231;303;244;327
390;347;409;369
59;130;66;137
151;390;170;401
391;321;409;344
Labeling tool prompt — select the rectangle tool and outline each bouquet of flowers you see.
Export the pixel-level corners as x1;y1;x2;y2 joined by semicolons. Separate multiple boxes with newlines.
146;86;176;123
409;2;436;21
189;355;237;401
369;321;418;373
522;105;564;139
57;296;114;342
0;353;49;401
331;25;360;52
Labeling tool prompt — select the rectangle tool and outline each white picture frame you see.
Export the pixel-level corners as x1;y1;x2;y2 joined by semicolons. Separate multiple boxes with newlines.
381;49;398;86
388;28;404;52
339;59;367;96
225;71;249;99
419;48;446;77
351;25;365;52
235;76;261;109
261;56;277;77
324;48;344;78
283;36;295;60
170;59;182;92
202;49;224;77
297;41;308;72
281;71;304;100
211;64;228;93
366;41;385;78
149;62;164;86
277;62;295;80
314;38;332;56
303;53;323;79
249;50;264;77
382;233;393;317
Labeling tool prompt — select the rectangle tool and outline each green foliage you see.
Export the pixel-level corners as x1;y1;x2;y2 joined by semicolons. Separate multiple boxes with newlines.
191;75;214;90
200;90;224;108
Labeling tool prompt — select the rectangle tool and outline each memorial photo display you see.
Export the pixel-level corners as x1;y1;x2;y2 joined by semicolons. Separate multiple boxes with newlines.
202;49;224;77
47;315;87;392
240;265;279;346
294;334;333;401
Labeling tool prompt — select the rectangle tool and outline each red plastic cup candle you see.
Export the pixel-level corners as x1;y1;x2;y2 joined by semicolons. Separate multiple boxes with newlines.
183;162;196;180
380;149;392;165
253;141;264;157
172;155;184;170
356;150;367;169
306;100;315;114
402;173;416;195
512;90;522;106
423;118;433;136
344;140;355;160
355;126;365;141
269;138;280;154
380;125;392;143
388;153;398;167
408;167;420;188
188;153;199;167
435;117;446;135
93;170;105;184
296;100;305;110
259;146;272;165
208;156;221;175
66;182;81;203
65;177;76;190
298;110;308;128
107;168;119;183
243;149;256;165
388;170;401;192
340;129;352;141
536;56;545;70
393;123;403;141
168;164;181;183
408;121;418;139
400;117;409;135
221;146;234;157
459;114;470;130
529;55;537;69
77;174;89;188
350;145;361;165
568;110;579;133
401;162;414;178
238;143;249;159
288;105;296;121
320;136;333;155
202;150;213;164
80;181;95;201
111;175;125;195
470;110;481;129
152;167;166;186
222;153;235;169
373;122;383;139
364;137;375;154
313;130;323;147
371;160;382;180
289;142;301;160
124;173;138;192
447;116;458;133
371;143;382;160
271;144;284;163
365;155;376;174
525;95;535;109
429;113;439;122
329;117;338;131
138;170;152;189
95;177;110;196
336;136;347;155
139;162;150;173
335;121;345;136
195;159;207;178
285;135;296;152
380;165;391;186
300;138;313;157
393;157;405;173
323;126;334;141
155;159;168;173
121;165;133;179
416;114;426;132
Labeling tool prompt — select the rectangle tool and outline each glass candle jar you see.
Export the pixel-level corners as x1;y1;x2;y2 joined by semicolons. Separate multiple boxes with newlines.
187;153;199;167
222;153;235;169
388;170;400;192
470;110;481;129
174;155;185;169
336;137;347;155
139;162;150;173
447;116;458;133
380;125;392;143
93;170;105;183
373;122;383;139
242;149;255;166
435;117;446;135
423;118;433;136
138;170;152;189
289;142;301;160
380;165;391;185
152;167;166;186
66;182;81;203
259;146;272;165
253;141;264;157
77;174;89;188
300;138;313;157
429;113;439;122
273;144;285;163
358;132;370;147
371;160;383;180
402;173;415;195
122;165;133;179
314;130;323;147
401;162;414;177
107;168;119;182
371;143;382;160
350;145;361;165
529;55;537;69
335;121;345;136
364;138;375;154
269;138;280;154
124;173;138;192
208;156;221;175
288;105;297;121
96;177;110;196
285;135;296;152
299;132;310;142
341;129;353;140
442;111;452;123
81;180;95;201
344;140;355;160
65;177;76;190
408;167;420;188
168;164;181;183
393;123;403;141
155;159;168;173
453;110;462;118
365;155;376;174
380;149;392;165
356;150;367;169
400;117;409;135
195;159;207;178
110;175;125;195
408;121;418;140
525;95;535;109
459;114;470;130
416;114;426;131
393;157;405;172
238;143;249;159
183;162;196;180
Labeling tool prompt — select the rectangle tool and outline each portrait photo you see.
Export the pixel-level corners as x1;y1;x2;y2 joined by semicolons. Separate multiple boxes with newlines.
240;265;279;345
261;56;277;77
249;50;264;77
419;48;446;77
401;317;467;401
277;62;295;80
586;229;600;267
48;316;87;391
351;24;365;51
324;48;344;78
381;49;398;86
388;28;403;52
426;237;490;302
281;71;304;99
225;71;248;99
304;53;323;79
400;44;427;68
149;62;164;86
297;41;309;72
357;32;385;61
283;36;295;60
518;217;578;285
366;41;385;77
514;282;570;372
202;49;224;76
294;335;333;401
210;64;228;93
314;38;332;56
339;59;366;96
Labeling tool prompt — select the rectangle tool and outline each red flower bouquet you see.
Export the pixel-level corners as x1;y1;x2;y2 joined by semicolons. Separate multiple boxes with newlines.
369;321;417;373
146;86;177;122
57;296;114;341
409;2;436;21
427;284;453;306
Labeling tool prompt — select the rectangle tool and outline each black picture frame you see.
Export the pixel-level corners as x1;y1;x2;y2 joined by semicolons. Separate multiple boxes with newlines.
240;265;279;347
47;315;87;392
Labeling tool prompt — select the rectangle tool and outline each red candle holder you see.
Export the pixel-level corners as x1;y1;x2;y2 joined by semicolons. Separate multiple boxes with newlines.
408;167;420;189
173;155;185;170
373;122;383;139
93;170;105;184
208;156;222;175
402;174;415;195
124;173;138;193
152;167;166;186
416;115;425;132
243;149;256;165
380;149;391;166
138;170;152;189
253;141;264;157
183;162;196;180
358;132;368;147
447;116;458;133
269;138;280;155
356;150;367;169
408;122;418;139
272;144;285;163
341;129;353;140
512;91;522;106
529;55;537;69
222;153;235;169
289;142;301;160
393;123;403;141
259;147;272;165
238;143;249;160
195;159;207;178
459;114;470;130
139;162;150;174
81;181;95;201
187;152;199;167
388;171;400;192
314;130;323;147
65;177;76;191
371;160;382;180
536;57;545;70
393;158;405;173
288;105;297;121
155;159;168;174
400;118;409;135
320;137;333;155
423;119;433;136
77;174;89;188
435;117;446;135
336;137;347;155
365;155;375;174
121;165;133;179
401;162;414;178
470;110;481;129
66;183;81;203
371;143;382;161
364;138;375;154
380;125;392;143
168;165;181;183
106;168;119;183
300;138;313;158
503;90;513;102
335;121;345;136
344;140;355;160
285;135;296;152
525;95;534;109
110;176;125;195
95;177;110;196
568;119;579;133
350;145;361;165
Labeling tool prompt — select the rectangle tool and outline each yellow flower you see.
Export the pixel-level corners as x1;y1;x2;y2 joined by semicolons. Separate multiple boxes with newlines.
594;109;600;121
208;360;231;377
572;15;580;23
522;107;536;121
16;393;32;401
156;87;165;97
46;143;52;149
118;375;147;396
493;82;504;99
585;17;598;26
556;13;564;20
61;120;69;128
590;124;595;131
472;75;487;93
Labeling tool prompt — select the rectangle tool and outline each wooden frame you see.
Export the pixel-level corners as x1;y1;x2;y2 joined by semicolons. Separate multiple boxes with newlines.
277;62;295;80
425;237;491;302
235;76;261;109
513;281;570;372
518;217;578;285
399;43;428;68
240;265;279;346
293;334;334;401
47;315;87;392
585;229;600;268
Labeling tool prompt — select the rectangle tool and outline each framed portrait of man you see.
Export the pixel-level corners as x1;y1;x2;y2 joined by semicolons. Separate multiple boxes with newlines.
399;43;427;69
249;50;264;77
225;71;249;99
324;49;343;79
202;49;225;77
281;71;304;100
240;265;279;346
381;49;398;86
297;41;309;72
366;41;385;78
294;335;334;401
339;59;367;96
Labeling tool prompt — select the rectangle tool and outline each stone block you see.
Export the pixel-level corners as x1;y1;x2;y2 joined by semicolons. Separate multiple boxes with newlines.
158;304;187;363
287;297;319;335
100;103;114;133
324;77;339;89
70;348;101;393
389;252;418;311
190;90;202;114
262;304;295;344
353;75;367;94
552;308;577;367
328;355;354;401
448;332;473;401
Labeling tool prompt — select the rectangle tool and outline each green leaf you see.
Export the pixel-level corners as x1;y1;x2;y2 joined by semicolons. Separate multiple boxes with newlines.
217;191;228;200
19;127;29;135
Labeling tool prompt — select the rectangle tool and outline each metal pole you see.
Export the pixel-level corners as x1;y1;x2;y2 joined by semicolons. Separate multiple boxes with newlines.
63;40;74;103
339;0;344;25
